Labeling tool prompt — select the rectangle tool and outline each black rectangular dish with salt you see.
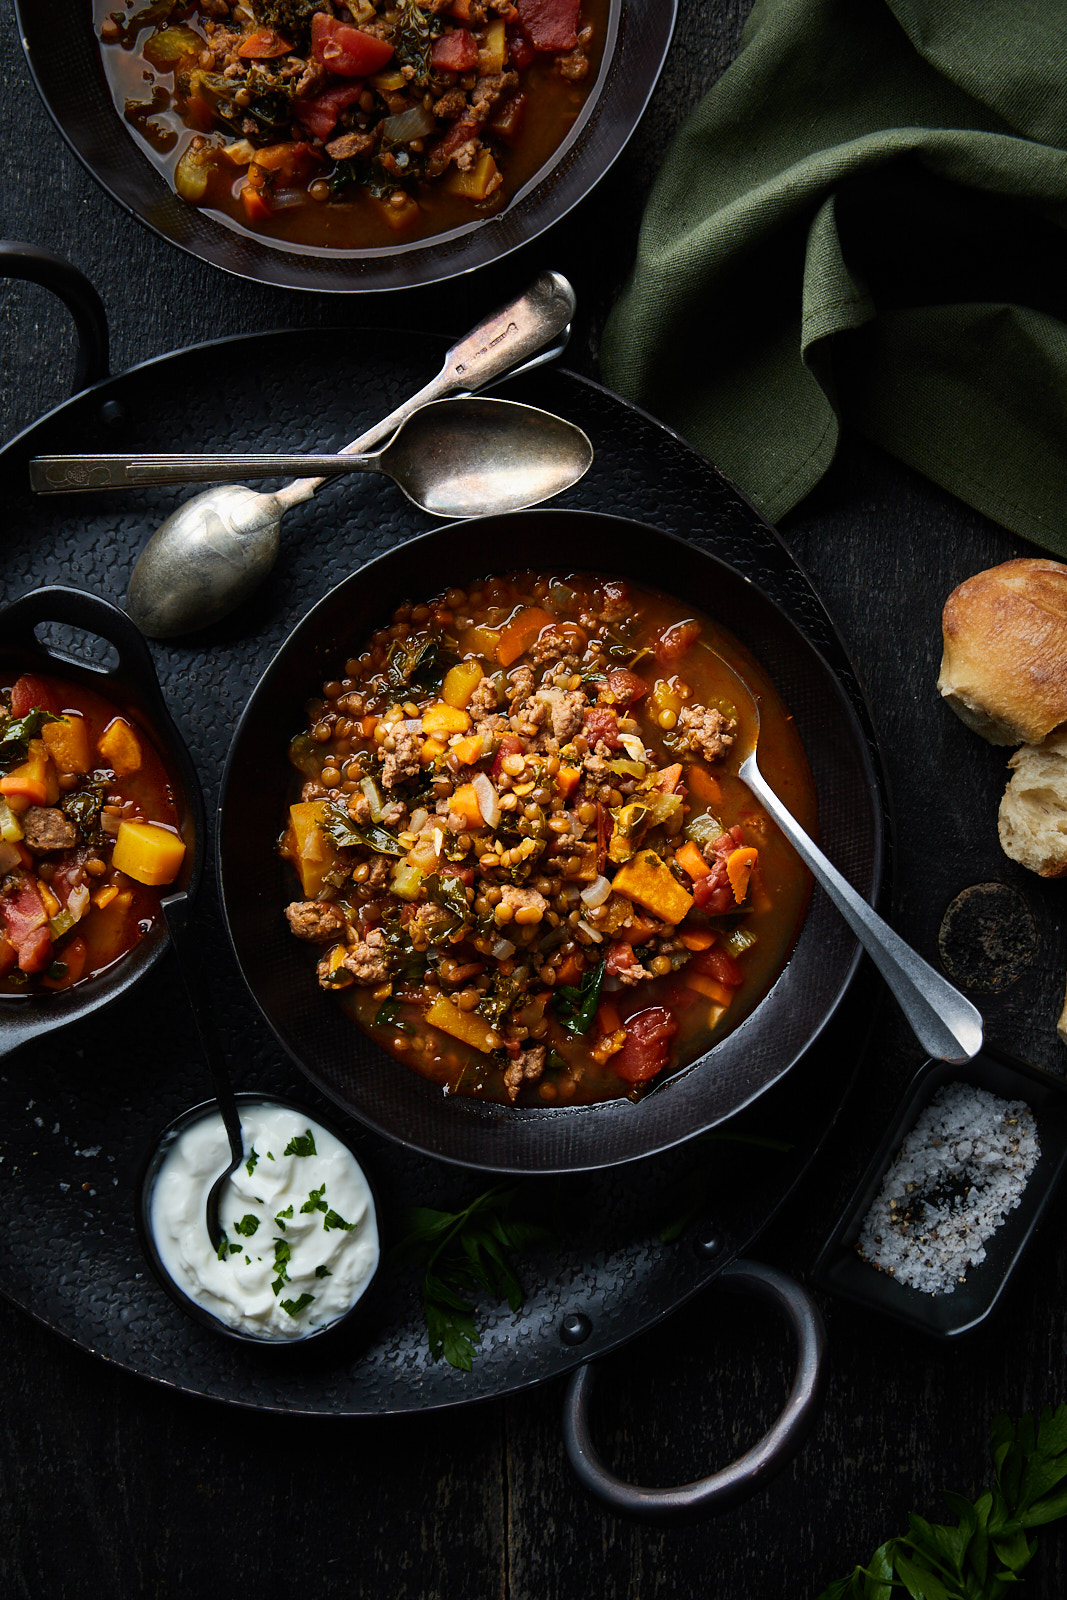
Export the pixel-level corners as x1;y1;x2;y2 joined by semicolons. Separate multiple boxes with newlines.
812;1047;1067;1340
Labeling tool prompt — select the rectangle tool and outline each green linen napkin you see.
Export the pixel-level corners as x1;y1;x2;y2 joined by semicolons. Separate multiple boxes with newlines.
600;0;1067;556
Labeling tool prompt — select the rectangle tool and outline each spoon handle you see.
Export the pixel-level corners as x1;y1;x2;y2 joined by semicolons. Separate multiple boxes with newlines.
29;452;382;492
739;754;983;1064
272;268;576;509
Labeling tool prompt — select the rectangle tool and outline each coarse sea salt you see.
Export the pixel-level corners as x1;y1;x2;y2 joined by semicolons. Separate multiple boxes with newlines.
856;1083;1040;1295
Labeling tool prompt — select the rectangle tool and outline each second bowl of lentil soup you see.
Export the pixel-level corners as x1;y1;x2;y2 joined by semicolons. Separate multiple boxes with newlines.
219;512;881;1173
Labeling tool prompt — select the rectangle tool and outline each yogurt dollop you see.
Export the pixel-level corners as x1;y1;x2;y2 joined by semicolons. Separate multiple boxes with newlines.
149;1100;379;1340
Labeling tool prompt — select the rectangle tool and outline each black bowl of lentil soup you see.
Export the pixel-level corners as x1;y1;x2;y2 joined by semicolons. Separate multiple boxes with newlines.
18;0;675;291
218;511;881;1173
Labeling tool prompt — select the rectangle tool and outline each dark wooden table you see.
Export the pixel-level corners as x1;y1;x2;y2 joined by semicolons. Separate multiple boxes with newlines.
3;3;1066;1596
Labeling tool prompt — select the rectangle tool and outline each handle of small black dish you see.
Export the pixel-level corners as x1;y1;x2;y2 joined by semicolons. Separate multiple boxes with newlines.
0;242;110;392
0;583;164;704
160;894;244;1169
562;1261;826;1523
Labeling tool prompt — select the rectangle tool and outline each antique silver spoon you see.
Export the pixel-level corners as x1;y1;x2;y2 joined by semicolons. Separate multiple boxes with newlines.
710;650;984;1063
30;395;593;513
99;270;575;638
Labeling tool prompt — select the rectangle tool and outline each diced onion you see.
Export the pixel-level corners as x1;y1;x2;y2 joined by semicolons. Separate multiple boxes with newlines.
619;734;648;762
472;772;500;829
580;875;611;908
577;919;603;943
220;139;255;166
491;938;516;960
381;105;436;146
409;808;429;833
100;812;122;836
402;718;423;732
67;883;91;922
0;841;21;873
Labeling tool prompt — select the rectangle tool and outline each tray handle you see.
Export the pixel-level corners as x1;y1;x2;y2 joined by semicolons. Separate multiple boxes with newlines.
561;1260;826;1524
0;241;110;392
0;584;161;701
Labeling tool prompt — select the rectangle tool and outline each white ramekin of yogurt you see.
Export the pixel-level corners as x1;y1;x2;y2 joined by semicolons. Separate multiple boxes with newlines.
139;1095;380;1344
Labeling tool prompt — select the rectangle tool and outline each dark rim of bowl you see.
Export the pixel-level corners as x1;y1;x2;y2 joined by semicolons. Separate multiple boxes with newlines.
136;1092;383;1349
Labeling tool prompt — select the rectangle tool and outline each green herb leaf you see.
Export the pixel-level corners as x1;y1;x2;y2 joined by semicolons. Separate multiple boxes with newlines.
279;1293;315;1318
391;1186;552;1372
283;1130;317;1158
245;1147;259;1176
322;805;404;856
552;958;606;1036
300;1184;328;1215
323;1209;354;1232
815;1406;1067;1600
0;708;65;773
374;997;414;1033
314;1264;332;1279
271;1237;291;1294
232;1214;260;1238
274;1204;294;1231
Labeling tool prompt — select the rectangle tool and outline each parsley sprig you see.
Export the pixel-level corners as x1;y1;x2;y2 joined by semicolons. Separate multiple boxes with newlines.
392;1186;551;1371
819;1406;1067;1599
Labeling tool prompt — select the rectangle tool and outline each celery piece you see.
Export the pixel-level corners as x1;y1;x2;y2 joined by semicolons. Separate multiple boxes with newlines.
685;812;724;846
0;799;24;843
390;860;424;901
360;775;384;823
48;909;76;940
722;925;758;958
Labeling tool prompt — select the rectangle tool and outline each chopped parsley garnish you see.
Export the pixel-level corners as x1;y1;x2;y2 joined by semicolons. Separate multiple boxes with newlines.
323;1209;354;1232
216;1232;241;1261
280;1293;315;1318
300;1184;328;1215
314;1264;332;1279
245;1148;259;1176
232;1214;260;1237
283;1130;317;1158
274;1204;294;1231
271;1238;291;1295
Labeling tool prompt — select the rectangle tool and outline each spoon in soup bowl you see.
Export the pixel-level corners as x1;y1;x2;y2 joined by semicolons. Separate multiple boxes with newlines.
709;651;983;1064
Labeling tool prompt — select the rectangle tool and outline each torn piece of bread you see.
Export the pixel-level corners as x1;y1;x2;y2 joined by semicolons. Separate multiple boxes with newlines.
938;558;1067;745
998;729;1067;877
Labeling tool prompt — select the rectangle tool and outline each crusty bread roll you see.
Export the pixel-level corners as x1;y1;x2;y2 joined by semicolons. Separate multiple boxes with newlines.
998;729;1067;877
937;557;1067;745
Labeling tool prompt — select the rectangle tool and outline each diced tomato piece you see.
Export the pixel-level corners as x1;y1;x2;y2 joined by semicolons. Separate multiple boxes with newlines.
613;1007;678;1084
691;861;734;917
654;620;702;663
583;706;622;749
311;13;394;76
605;941;635;976
0;878;53;973
507;27;535;68
437;117;480;160
489;92;526;144
690;946;745;988
10;674;59;717
605;668;648;707
656;979;700;1013
240;183;274;222
516;0;579;50
491;735;524;778
0;935;16;978
431;28;479;71
295;81;364;140
237;27;293;59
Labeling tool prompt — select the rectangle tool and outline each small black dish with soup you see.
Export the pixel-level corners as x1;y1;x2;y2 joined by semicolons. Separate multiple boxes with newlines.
0;585;203;1059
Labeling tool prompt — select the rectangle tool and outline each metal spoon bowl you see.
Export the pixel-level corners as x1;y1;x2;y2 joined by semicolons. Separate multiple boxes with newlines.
117;270;575;639
708;648;984;1064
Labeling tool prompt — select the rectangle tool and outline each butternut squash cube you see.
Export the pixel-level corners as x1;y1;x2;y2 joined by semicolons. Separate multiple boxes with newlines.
111;820;186;886
422;702;471;737
610;849;694;925
42;714;92;775
441;660;484;710
446;149;502;202
425;993;499;1054
98;717;142;776
287;800;338;898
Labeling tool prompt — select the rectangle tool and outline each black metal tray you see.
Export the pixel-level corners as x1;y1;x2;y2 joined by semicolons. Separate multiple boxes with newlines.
0;325;891;1414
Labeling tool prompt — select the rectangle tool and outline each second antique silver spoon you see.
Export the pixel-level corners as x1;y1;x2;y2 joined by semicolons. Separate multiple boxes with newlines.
105;269;574;639
710;649;984;1064
30;395;593;516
